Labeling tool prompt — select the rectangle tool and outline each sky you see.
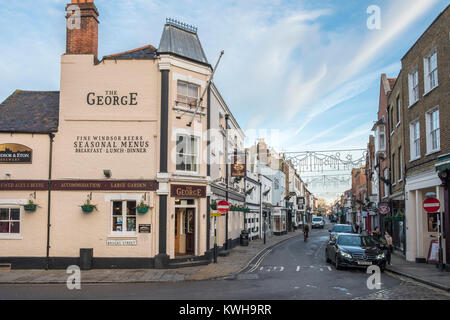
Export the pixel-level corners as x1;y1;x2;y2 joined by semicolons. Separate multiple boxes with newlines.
0;0;448;201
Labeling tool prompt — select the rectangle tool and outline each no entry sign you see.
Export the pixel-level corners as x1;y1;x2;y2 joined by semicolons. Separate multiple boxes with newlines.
423;197;440;213
217;200;230;214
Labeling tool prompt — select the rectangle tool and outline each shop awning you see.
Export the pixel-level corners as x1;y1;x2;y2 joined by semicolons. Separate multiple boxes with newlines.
436;154;450;172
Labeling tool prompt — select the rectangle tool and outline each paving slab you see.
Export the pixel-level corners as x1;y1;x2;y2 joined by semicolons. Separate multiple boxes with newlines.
386;252;450;292
0;232;300;284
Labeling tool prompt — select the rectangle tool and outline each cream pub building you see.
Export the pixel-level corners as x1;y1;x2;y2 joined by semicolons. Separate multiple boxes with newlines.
0;0;218;269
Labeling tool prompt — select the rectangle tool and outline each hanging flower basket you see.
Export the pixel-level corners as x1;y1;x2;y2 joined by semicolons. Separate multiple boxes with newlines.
136;203;150;214
23;200;39;212
80;199;97;213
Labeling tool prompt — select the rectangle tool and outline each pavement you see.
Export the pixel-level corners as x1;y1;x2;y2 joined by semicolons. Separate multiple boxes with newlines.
386;251;450;292
0;231;299;284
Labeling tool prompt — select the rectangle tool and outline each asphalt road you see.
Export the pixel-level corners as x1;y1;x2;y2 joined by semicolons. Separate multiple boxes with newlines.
1;222;449;300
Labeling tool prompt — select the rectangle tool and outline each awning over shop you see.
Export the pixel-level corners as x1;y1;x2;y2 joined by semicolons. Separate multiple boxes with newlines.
435;154;450;172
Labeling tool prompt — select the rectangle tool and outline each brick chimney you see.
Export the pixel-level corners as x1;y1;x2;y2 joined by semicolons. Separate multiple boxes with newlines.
66;0;99;57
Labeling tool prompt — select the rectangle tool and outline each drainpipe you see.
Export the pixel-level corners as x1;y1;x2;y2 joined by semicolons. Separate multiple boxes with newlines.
225;114;230;250
46;133;55;270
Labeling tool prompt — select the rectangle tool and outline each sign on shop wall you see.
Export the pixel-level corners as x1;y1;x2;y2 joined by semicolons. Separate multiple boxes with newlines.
73;135;150;154
0;144;32;163
171;184;206;198
139;225;151;233
107;239;137;246
86;91;138;106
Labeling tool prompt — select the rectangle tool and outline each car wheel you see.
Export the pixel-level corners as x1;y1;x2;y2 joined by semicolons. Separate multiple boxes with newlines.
335;255;341;270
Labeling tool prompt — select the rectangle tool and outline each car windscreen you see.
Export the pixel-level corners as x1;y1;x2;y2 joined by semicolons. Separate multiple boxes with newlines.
312;218;323;222
332;225;353;233
360;236;378;247
337;235;361;246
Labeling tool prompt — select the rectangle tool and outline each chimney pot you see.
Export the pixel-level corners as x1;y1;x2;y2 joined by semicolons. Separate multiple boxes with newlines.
66;0;99;57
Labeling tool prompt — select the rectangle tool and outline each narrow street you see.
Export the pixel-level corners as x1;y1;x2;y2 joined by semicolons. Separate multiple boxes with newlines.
1;222;449;300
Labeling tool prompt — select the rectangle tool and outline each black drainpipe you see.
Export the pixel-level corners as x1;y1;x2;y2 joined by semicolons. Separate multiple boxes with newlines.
46;133;55;270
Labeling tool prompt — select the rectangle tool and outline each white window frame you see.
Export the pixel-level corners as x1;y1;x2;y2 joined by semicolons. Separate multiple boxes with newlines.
391;153;396;187
396;96;401;127
423;48;438;95
110;200;138;237
408;68;419;107
176;80;200;107
383;169;389;198
378;125;386;151
175;132;201;174
0;206;22;240
398;146;403;182
409;119;421;161
426;107;440;154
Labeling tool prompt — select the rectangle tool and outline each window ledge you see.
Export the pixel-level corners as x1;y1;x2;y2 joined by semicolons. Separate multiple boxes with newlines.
409;157;421;163
408;100;419;109
425;149;441;157
396;122;401;128
423;85;438;97
0;235;23;240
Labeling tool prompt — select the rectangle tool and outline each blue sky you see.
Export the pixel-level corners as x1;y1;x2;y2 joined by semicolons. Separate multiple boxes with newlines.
0;0;448;154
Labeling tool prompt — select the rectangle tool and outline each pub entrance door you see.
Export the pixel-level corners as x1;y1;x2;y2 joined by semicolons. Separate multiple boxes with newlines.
174;200;196;256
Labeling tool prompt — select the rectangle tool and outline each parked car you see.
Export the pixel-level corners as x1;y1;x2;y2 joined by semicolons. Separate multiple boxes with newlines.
325;233;386;271
328;223;354;239
312;216;325;229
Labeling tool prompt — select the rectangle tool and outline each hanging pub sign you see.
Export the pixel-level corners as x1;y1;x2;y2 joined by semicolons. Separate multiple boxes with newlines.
0;144;32;163
231;151;246;177
378;202;390;215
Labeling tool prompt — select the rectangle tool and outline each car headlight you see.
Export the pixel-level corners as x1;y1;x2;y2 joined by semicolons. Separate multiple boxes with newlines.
340;251;352;259
376;253;385;259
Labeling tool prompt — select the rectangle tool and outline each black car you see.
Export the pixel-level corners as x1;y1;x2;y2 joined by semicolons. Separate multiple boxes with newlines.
325;233;386;271
328;224;354;239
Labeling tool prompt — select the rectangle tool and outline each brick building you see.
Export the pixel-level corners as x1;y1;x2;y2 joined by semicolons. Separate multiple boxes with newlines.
401;5;449;266
386;70;407;252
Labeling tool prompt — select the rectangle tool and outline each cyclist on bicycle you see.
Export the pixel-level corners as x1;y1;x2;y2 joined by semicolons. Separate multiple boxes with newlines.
303;223;309;241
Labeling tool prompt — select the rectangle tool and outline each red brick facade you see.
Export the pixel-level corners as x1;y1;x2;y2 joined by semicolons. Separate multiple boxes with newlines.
66;0;99;57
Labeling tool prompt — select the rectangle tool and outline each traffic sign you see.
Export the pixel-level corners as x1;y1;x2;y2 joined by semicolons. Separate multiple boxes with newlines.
217;200;230;214
423;197;440;213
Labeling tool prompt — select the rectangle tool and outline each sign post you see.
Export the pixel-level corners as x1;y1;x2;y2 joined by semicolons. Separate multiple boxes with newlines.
423;196;443;271
212;201;230;263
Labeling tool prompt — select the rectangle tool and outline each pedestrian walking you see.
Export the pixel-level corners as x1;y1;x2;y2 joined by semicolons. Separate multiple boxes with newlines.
384;231;393;265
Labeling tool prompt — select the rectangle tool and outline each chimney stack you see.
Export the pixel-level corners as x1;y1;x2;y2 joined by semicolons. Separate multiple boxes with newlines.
66;0;99;57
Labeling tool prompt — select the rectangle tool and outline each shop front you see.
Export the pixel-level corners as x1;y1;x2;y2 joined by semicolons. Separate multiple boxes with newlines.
272;207;287;236
169;184;207;258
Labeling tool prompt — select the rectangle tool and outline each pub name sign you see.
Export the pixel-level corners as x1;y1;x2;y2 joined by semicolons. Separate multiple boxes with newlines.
171;185;206;198
87;90;138;106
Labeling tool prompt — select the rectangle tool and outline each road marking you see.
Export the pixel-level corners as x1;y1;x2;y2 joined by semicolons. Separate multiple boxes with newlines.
296;266;300;272
247;249;272;273
327;266;332;271
320;268;323;272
